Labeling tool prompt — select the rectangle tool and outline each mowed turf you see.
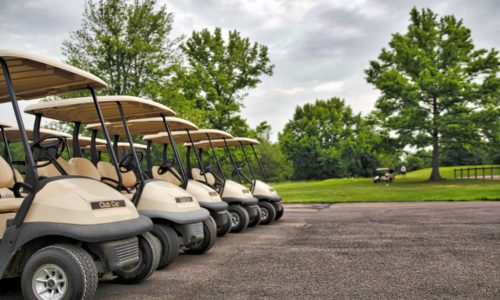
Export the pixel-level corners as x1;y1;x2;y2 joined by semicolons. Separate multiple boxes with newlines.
273;165;500;203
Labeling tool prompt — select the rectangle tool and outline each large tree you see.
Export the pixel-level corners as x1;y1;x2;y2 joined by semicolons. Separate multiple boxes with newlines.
62;0;179;97
172;28;274;134
366;7;499;180
279;98;380;180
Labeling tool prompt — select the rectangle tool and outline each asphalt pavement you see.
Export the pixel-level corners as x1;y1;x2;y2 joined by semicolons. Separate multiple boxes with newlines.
1;201;499;299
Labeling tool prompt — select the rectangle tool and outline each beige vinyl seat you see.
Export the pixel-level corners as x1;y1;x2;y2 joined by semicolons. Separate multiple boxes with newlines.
152;165;183;186
0;157;24;213
97;161;137;195
191;168;216;186
67;157;102;181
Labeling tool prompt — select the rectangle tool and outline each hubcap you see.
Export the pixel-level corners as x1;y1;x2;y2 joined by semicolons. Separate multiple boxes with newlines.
261;207;269;221
32;264;67;300
230;211;240;228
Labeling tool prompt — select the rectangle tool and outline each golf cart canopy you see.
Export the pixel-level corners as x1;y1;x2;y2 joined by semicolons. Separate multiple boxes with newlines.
192;136;257;149
144;129;230;145
85;117;198;136
86;141;147;152
23;95;175;124
0;127;71;142
0;50;107;102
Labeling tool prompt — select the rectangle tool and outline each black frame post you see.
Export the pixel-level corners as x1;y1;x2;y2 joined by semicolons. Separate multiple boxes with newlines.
251;144;267;181
223;138;242;183
186;130;208;183
161;116;188;189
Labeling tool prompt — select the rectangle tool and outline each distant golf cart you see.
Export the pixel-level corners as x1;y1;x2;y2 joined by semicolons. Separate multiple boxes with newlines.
373;168;394;183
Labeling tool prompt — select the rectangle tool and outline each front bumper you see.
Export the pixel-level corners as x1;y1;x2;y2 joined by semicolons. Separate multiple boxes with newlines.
210;209;230;231
139;207;210;225
244;204;259;220
88;237;140;272
199;201;229;211
254;194;282;202
173;222;204;246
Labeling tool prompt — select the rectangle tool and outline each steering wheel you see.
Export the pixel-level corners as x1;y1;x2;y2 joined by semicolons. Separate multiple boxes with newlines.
157;158;174;175
119;151;143;173
232;164;244;177
203;162;214;174
31;135;66;168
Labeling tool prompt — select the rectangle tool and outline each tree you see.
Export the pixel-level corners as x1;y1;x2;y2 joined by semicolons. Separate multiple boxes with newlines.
279;98;380;180
174;28;274;134
62;0;180;97
366;7;499;181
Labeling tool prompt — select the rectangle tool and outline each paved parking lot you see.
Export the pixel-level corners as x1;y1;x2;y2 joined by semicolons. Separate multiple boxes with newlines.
2;201;500;299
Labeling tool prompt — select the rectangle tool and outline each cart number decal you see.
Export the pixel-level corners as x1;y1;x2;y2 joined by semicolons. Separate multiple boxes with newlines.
269;188;275;192
91;200;126;209
242;189;250;194
176;196;193;203
209;191;218;196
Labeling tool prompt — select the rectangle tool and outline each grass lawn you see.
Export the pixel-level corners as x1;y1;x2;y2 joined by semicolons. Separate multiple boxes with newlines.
273;165;500;203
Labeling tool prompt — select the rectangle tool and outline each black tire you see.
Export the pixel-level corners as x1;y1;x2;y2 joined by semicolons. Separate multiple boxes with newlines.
274;203;284;220
151;223;179;269
228;204;249;233
21;244;98;300
184;216;217;254
115;232;161;284
247;206;262;227
258;201;277;225
217;211;232;237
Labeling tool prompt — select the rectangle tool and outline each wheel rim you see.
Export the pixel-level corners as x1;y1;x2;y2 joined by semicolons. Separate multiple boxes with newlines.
32;264;68;300
230;211;240;228
260;207;269;221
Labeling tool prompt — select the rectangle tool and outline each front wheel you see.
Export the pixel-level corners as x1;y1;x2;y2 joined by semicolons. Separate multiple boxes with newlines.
247;206;261;227
184;216;217;254
259;201;277;225
228;204;249;233
274;203;284;220
151;223;179;269
114;232;161;284
21;244;98;300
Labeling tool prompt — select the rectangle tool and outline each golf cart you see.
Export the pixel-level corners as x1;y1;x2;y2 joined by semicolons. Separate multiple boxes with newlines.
140;127;232;237
230;137;284;223
190;134;262;232
0;50;153;299
37;96;215;264
373;168;394;183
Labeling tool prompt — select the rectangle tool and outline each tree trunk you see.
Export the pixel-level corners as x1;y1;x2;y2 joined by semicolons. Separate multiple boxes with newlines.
430;96;442;181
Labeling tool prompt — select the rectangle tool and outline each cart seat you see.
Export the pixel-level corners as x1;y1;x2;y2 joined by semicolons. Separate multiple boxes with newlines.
0;157;23;212
0;198;23;213
68;158;101;181
8;168;24;189
192;168;215;186
37;158;72;177
97;161;137;189
152;166;182;186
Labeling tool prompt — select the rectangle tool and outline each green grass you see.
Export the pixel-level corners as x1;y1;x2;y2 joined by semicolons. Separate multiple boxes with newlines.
273;165;500;203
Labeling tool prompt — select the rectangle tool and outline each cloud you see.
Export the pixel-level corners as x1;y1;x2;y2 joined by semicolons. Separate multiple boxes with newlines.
312;81;345;93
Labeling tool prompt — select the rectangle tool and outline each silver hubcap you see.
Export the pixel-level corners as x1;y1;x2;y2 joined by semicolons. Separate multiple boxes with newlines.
261;207;269;221
32;264;67;300
230;211;240;228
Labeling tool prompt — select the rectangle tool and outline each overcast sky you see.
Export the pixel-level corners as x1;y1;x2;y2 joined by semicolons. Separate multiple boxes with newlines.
1;0;499;140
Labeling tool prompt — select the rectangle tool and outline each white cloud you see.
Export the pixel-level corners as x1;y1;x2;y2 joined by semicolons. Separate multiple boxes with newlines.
312;81;345;93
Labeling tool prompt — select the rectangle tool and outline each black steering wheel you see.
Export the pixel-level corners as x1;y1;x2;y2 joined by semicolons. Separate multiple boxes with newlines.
31;135;66;168
119;151;143;173
157;158;174;175
232;164;244;177
203;162;214;174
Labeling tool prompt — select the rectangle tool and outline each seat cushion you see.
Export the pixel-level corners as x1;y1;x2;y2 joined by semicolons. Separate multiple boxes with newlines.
0;197;23;213
98;161;137;188
152;166;182;186
68;158;101;181
191;168;215;186
0;157;14;189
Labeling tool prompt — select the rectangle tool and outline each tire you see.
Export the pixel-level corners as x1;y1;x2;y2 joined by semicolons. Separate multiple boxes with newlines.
21;244;98;300
115;232;161;284
275;203;284;220
228;204;249;233
247;206;261;227
258;201;277;225
184;216;217;254
151;223;179;269
217;211;232;237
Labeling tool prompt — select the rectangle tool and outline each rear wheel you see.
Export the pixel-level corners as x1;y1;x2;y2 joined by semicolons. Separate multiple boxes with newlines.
258;201;277;225
217;211;232;237
21;244;98;300
247;206;261;227
151;223;179;269
275;203;284;220
114;232;161;284
228;204;249;233
184;216;217;254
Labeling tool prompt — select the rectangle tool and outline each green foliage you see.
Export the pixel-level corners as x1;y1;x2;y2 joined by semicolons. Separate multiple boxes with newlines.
62;0;180;97
279;98;381;180
366;7;500;181
168;28;274;135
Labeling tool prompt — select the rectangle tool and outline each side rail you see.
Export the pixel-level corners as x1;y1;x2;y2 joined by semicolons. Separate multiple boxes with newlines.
453;166;500;179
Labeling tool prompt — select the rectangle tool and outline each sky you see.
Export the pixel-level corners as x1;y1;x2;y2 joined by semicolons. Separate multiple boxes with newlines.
0;0;499;141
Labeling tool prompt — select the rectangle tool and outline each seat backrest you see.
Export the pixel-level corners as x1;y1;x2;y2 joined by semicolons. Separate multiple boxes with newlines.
191;168;215;186
152;165;182;186
36;158;72;177
0;157;14;189
8;168;24;189
97;161;137;188
68;158;101;181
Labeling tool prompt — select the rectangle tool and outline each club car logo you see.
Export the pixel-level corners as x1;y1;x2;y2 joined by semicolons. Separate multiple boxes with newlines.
176;196;193;203
91;200;126;210
242;189;250;194
269;188;275;192
209;191;218;196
